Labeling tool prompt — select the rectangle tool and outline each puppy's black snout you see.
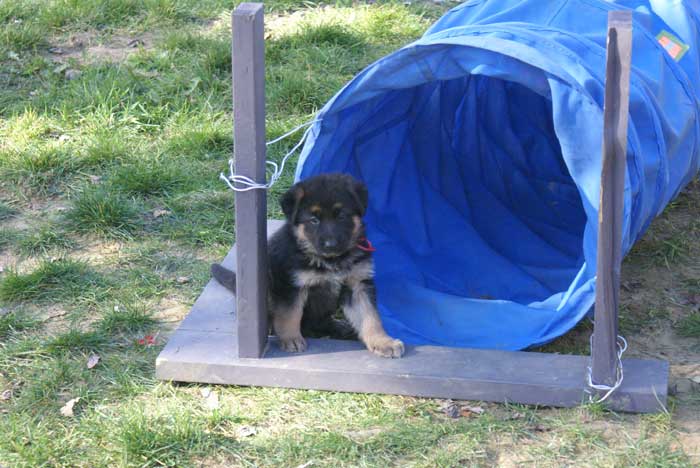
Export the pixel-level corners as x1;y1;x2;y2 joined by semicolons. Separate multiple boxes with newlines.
321;237;338;250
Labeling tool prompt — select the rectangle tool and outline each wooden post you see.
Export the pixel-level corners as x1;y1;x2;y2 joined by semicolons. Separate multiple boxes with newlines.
592;11;633;387
232;3;268;358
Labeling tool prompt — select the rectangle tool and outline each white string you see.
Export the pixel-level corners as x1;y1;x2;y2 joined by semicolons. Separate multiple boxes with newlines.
586;334;627;403
220;119;318;192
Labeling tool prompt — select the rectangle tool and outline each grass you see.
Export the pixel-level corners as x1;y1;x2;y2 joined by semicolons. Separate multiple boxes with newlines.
159;189;234;246
164;116;231;160
676;312;700;338
0;145;82;193
0;258;105;303
0;227;20;250
82;131;134;166
65;187;142;237
0;200;18;219
0;1;698;467
17;225;75;255
117;403;217;467
97;303;157;335
45;329;108;354
0;311;37;340
108;158;189;196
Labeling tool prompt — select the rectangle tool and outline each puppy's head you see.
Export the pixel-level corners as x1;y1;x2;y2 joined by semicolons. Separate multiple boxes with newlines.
281;173;368;258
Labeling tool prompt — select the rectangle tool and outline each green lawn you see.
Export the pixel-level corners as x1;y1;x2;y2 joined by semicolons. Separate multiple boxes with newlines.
1;1;699;466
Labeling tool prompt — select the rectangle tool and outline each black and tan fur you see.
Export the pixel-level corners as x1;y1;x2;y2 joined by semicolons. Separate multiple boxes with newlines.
211;173;404;358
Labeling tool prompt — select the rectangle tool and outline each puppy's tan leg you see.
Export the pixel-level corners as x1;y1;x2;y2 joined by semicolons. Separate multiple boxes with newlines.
272;290;308;353
341;281;404;358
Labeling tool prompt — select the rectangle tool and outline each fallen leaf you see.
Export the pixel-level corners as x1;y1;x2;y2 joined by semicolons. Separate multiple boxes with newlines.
176;276;191;284
438;399;453;410
86;354;100;369
48;46;65;54
438;400;487;419
152;209;171;218
7;51;20;61
133;69;159;78
205;391;219;410
621;280;643;292
137;332;159;346
345;428;382;443
507;412;525;420
88;175;102;184
64;69;82;80
137;335;155;346
60;397;80;417
1;389;12;400
459;405;485;417
674;378;693;394
295;462;314;468
185;77;201;95
41;310;68;322
440;400;460;419
236;425;257;438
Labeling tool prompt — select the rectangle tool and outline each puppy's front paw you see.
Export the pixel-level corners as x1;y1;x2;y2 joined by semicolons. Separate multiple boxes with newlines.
368;336;404;358
279;335;307;353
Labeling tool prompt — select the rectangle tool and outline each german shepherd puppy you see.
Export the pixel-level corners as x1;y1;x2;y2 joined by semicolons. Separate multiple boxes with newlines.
211;173;404;358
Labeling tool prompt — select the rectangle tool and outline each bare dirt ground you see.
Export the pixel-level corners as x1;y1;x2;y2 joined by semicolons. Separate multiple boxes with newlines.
46;31;155;66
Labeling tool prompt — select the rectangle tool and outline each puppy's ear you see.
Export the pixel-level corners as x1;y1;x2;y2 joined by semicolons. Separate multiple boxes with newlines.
348;177;368;216
280;183;305;222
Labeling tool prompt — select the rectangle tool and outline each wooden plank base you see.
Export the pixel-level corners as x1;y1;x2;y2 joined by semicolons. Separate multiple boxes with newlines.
156;222;668;413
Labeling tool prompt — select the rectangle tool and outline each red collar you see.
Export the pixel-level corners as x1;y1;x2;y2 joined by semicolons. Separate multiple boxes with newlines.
356;237;376;252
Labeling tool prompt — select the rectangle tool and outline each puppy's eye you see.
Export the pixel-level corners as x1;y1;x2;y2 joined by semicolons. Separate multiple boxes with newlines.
308;216;320;225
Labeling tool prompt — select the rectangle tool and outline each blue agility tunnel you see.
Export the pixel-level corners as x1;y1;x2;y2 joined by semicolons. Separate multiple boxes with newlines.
294;0;700;350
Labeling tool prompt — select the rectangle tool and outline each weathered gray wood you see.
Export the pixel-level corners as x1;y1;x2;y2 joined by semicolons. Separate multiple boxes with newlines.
157;222;668;413
232;3;268;358
156;234;668;412
592;11;633;388
157;331;668;412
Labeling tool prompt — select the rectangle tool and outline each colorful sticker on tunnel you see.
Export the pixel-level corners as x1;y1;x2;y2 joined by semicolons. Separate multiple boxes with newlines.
656;30;689;61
